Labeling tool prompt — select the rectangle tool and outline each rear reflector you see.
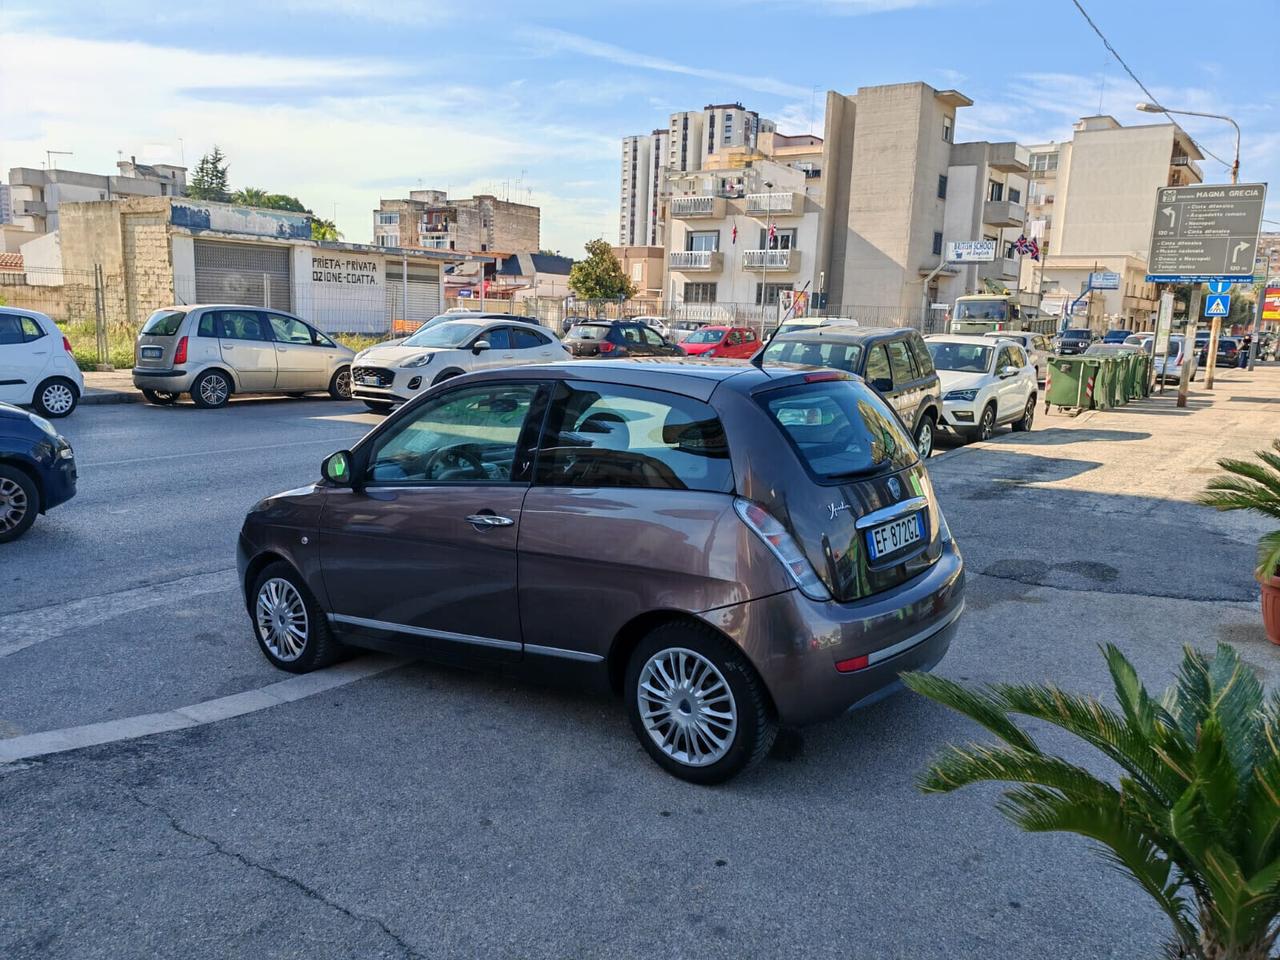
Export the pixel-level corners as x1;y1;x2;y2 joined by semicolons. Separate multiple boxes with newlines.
173;336;188;365
62;336;73;353
835;655;870;673
803;371;849;383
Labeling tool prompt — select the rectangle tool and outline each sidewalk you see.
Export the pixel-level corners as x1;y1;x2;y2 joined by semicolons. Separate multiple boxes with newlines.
81;369;142;406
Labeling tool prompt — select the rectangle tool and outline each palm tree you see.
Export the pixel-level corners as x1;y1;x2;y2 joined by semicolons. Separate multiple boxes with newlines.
310;218;342;242
903;643;1280;959
231;186;270;207
1198;439;1280;578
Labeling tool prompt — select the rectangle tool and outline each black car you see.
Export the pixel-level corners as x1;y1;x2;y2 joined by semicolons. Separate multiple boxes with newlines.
563;321;685;359
1195;335;1240;367
1055;329;1095;355
759;326;943;458
0;400;76;542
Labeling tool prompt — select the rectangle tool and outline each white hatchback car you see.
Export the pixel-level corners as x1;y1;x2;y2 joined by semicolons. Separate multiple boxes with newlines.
0;307;84;418
925;335;1038;442
351;317;571;410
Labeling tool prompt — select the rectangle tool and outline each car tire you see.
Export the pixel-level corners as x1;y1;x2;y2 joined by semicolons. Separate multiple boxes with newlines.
249;561;347;673
191;370;232;409
33;377;79;418
432;368;463;386
625;621;777;785
362;399;392;414
142;388;179;405
967;403;996;443
1012;395;1036;432
915;413;935;459
328;367;352;401
0;464;39;543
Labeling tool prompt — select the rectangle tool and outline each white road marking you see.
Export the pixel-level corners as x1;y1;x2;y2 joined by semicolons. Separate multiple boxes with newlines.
0;654;407;764
79;435;362;469
0;569;238;658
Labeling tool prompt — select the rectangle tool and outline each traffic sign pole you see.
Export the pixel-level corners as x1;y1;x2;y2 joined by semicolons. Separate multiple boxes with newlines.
1178;285;1202;408
1205;314;1221;390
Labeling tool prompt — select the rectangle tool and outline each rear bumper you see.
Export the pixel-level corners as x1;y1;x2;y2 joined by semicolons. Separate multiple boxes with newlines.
133;368;197;392
700;540;965;726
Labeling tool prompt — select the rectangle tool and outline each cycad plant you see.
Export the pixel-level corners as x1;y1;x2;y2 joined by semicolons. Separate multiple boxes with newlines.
903;643;1280;959
1198;440;1280;579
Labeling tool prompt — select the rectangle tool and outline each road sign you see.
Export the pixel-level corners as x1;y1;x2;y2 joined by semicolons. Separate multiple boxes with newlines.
946;240;996;263
1204;293;1231;318
1207;280;1232;294
1145;182;1267;283
1089;271;1121;290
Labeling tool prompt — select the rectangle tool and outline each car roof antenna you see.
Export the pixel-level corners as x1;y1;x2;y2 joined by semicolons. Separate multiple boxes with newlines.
751;279;812;368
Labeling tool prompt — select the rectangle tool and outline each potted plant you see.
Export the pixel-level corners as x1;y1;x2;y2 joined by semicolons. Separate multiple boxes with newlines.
903;643;1280;960
1198;439;1280;645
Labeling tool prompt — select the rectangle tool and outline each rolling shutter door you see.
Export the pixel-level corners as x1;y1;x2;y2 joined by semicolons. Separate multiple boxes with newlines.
193;240;291;311
385;263;441;329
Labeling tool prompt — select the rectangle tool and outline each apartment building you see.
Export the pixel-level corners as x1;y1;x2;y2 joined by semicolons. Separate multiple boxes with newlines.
373;190;540;255
6;159;187;237
939;141;1031;302
619;135;651;246
613;245;665;299
1019;115;1204;329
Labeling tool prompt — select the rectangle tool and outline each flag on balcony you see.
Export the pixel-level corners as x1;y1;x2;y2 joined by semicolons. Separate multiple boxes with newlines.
1013;235;1041;261
768;222;776;242
731;223;737;245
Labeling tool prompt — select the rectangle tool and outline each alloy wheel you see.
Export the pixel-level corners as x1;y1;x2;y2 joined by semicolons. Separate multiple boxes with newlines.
199;374;229;406
42;382;75;415
916;419;934;458
637;647;738;767
255;577;309;661
335;369;352;398
979;407;995;440
0;477;29;534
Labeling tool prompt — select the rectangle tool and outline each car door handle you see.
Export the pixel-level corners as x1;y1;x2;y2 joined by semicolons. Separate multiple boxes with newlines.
466;513;514;529
277;347;288;353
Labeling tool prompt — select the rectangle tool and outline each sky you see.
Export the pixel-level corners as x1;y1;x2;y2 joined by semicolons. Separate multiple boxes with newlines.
1;0;1277;254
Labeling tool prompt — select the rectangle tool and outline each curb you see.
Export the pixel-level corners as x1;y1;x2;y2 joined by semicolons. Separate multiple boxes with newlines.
81;390;143;406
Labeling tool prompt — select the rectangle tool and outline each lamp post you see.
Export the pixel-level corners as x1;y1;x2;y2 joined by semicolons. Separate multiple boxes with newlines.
1137;101;1243;386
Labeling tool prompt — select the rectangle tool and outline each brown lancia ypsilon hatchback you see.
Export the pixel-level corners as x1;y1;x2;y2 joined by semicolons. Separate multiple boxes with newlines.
237;359;964;783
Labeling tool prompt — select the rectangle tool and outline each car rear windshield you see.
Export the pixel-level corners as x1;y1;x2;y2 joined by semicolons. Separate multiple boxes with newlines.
142;310;186;336
568;324;612;340
761;338;864;373
761;379;917;480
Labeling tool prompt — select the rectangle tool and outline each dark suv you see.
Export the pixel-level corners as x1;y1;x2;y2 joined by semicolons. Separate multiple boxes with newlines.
238;361;964;783
1054;329;1095;355
759;326;943;458
562;321;685;359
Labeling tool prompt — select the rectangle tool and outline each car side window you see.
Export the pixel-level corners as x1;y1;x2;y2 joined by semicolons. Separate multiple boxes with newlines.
511;327;547;349
907;335;935;377
887;340;917;385
366;383;539;485
264;313;314;344
640;327;664;346
0;316;24;345
197;313;217;338
726;330;743;345
480;327;512;350
535;382;733;493
17;317;45;342
214;310;268;341
1011;346;1028;367
997;347;1017;371
864;344;892;389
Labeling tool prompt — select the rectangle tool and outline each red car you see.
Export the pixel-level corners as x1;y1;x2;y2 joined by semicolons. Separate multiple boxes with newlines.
679;325;761;359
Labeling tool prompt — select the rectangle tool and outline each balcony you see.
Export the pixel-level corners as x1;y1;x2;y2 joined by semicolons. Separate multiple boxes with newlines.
988;142;1030;174
670;196;725;218
21;200;47;217
983;199;1025;228
669;250;723;271
746;192;802;216
742;248;800;273
418;237;452;250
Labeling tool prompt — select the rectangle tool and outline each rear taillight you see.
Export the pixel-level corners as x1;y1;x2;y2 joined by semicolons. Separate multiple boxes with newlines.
62;336;72;352
803;371;849;383
599;341;616;353
173;336;188;365
733;498;830;601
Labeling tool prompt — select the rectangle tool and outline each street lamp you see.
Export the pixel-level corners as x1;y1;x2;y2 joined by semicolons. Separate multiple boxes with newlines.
1135;102;1240;184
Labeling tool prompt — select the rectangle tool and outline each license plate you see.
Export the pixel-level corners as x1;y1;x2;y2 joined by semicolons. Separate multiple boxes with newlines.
357;376;380;386
867;513;923;561
141;346;162;359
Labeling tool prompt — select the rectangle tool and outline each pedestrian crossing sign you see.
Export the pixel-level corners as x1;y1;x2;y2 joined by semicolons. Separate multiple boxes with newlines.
1204;293;1230;318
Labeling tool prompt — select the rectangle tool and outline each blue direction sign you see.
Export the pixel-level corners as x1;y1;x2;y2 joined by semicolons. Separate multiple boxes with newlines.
1204;294;1231;318
1207;280;1232;294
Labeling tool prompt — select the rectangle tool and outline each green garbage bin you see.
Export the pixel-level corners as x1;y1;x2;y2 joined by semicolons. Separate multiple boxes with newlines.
1125;352;1145;400
1135;353;1151;396
1084;357;1108;410
1111;355;1130;406
1045;355;1088;411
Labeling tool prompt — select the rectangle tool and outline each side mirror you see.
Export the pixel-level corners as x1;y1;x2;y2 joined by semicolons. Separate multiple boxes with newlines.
871;377;893;393
322;449;355;487
999;365;1020;378
472;339;491;355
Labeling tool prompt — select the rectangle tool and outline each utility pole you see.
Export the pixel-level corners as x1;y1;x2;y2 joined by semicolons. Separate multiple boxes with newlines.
1248;274;1267;371
1177;285;1202;408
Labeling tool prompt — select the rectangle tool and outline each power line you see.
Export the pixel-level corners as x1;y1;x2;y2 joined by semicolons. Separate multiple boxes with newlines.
1065;0;1232;171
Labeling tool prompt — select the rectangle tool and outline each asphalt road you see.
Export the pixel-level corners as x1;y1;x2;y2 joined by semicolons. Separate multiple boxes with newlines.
2;371;1277;960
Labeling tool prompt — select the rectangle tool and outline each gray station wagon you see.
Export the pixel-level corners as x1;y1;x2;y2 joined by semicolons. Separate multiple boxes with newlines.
133;305;355;408
237;359;965;783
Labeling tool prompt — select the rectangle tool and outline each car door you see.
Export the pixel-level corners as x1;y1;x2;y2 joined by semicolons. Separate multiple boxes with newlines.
510;325;561;363
734;327;760;358
264;312;332;391
616;324;649;355
215;309;277;390
469;325;515;371
0;314;49;405
994;345;1023;418
318;380;546;663
885;337;922;426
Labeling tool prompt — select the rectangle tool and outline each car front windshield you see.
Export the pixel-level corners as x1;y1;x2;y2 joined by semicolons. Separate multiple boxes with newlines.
401;322;479;348
683;329;724;344
1062;331;1091;340
927;342;992;373
955;301;1008;321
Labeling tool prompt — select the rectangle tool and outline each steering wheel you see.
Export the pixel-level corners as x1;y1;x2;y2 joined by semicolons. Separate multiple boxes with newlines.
422;443;487;480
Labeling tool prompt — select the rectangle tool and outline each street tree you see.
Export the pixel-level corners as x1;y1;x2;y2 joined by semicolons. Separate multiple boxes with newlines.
568;239;634;301
231;187;269;207
187;146;230;202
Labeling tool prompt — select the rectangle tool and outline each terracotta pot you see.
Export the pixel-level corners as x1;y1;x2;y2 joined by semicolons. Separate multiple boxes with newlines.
1259;570;1280;645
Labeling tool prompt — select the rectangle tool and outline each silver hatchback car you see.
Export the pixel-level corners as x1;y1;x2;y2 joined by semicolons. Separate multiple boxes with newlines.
133;305;355;408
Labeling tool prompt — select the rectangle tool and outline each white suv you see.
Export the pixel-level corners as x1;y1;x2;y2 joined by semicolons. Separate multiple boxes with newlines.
0;307;84;418
351;317;570;411
925;335;1037;442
